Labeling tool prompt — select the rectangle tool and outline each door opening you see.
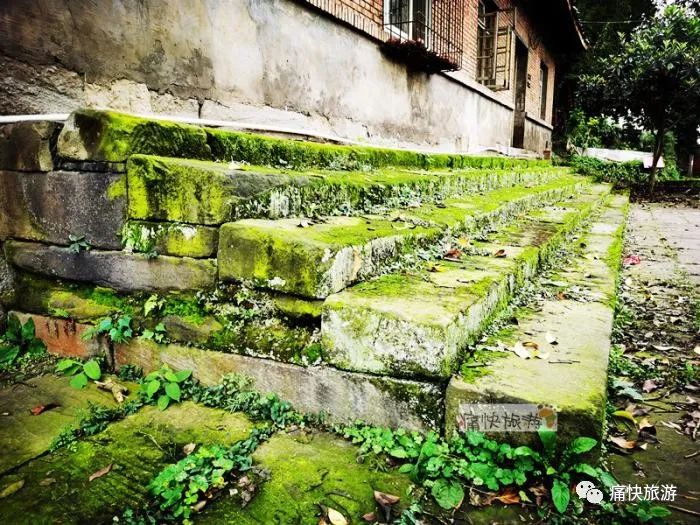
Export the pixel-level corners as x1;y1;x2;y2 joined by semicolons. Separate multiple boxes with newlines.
512;38;528;148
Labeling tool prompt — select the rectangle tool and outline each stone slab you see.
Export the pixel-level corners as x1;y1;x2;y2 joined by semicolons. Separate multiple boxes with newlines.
321;187;610;380
5;241;217;293
218;178;582;298
0;170;127;249
444;195;629;443
200;432;411;524
0;402;252;523
122;220;219;257
114;339;443;430
11;311;106;359
0;121;58;172
0;375;120;473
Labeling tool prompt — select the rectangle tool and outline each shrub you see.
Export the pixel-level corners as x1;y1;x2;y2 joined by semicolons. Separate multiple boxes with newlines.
570;155;645;187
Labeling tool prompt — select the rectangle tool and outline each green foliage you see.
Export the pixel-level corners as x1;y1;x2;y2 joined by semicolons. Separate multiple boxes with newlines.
148;427;271;523
83;315;134;343
570;155;645;187
140;323;167;344
56;358;102;389
140;365;192;411
117;363;144;382
578;5;700;188
68;234;91;254
0;314;46;368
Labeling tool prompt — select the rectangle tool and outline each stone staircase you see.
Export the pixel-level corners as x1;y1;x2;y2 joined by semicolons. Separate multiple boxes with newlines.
0;109;626;440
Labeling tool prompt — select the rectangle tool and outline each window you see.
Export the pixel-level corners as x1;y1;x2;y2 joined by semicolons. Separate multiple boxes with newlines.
384;0;431;44
476;1;512;90
540;62;548;120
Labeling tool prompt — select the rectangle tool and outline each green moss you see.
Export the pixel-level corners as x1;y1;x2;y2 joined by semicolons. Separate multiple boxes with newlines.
206;126;550;171
199;432;412;524
273;295;323;319
161;296;207;325
106;174;127;200
121;220;218;258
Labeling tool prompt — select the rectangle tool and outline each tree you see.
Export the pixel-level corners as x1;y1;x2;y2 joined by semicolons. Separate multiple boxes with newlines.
577;5;700;192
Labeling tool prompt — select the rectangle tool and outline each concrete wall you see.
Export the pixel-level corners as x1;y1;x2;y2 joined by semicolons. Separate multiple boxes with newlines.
0;0;549;153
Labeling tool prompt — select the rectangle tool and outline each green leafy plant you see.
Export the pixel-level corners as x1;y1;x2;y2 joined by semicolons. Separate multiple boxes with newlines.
537;430;614;513
83;315;133;343
148;427;270;523
0;314;47;368
56;358;102;389
68;234;91;254
141;365;192;410
140;323;167;344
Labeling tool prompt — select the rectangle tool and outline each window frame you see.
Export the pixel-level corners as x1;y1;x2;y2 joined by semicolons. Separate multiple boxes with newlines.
384;0;432;45
539;61;549;121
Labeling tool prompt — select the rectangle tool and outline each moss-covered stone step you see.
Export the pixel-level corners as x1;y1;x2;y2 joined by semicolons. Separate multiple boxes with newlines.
5;240;217;293
0;402;253;524
218;176;584;298
114;339;443;430
199;432;412;524
444;195;629;443
0;375;122;474
121;220;219;258
57;108;550;170
0;169;126;249
126;154;569;224
321;185;612;380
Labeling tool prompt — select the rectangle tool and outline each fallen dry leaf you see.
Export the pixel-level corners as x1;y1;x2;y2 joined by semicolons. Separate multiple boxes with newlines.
374;490;400;506
523;341;539;350
0;480;24;498
444;248;463;261
30;403;59;416
623;255;641;266
95;379;129;404
494;487;521;505
493;249;507;258
88;463;113;482
512;342;532;359
428;263;446;273
612;410;636;425
327;507;348;525
193;500;207;512
609;436;637;450
362;512;377;522
642;379;658;393
183;443;196;456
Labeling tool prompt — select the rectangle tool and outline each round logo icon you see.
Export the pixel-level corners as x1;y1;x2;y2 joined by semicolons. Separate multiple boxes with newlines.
575;481;595;499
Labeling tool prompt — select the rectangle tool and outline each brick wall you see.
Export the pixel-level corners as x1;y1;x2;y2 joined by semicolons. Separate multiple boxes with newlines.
301;0;559;126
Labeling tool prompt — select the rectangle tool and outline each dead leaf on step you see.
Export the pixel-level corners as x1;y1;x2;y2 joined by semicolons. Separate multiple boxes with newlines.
556;291;567;300
183;443;196;456
493;249;507;258
609;436;637;450
642;379;658;393
428;263;446;273
694;345;700;356
494;487;521;505
374;490;400;506
39;478;56;486
0;480;24;498
443;248;463;261
30;403;59;416
95;379;129;404
612;410;636;425
326;508;348;525
193;500;207;512
512;342;532;359
545;332;558;345
89;463;113;482
362;512;377;522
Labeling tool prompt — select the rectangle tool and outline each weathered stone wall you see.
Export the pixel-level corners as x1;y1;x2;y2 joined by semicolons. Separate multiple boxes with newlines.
0;0;545;152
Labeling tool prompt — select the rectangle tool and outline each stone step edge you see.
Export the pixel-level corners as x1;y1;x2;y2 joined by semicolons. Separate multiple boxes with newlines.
125;153;570;224
112;338;443;431
443;194;630;444
217;177;588;299
55;109;551;171
320;185;613;380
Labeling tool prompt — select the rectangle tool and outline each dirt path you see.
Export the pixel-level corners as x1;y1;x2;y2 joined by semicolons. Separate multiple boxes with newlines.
607;202;700;522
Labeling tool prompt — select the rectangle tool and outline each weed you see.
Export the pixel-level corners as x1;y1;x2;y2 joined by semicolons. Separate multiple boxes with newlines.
0;314;46;369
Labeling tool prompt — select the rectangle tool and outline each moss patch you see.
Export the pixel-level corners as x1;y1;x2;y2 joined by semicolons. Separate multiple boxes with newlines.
199;431;412;525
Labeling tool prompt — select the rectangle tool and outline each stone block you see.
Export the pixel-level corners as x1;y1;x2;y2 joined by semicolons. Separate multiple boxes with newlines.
114;339;443;430
122;220;219;257
0;121;59;171
0;169;127;249
5;241;217;293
